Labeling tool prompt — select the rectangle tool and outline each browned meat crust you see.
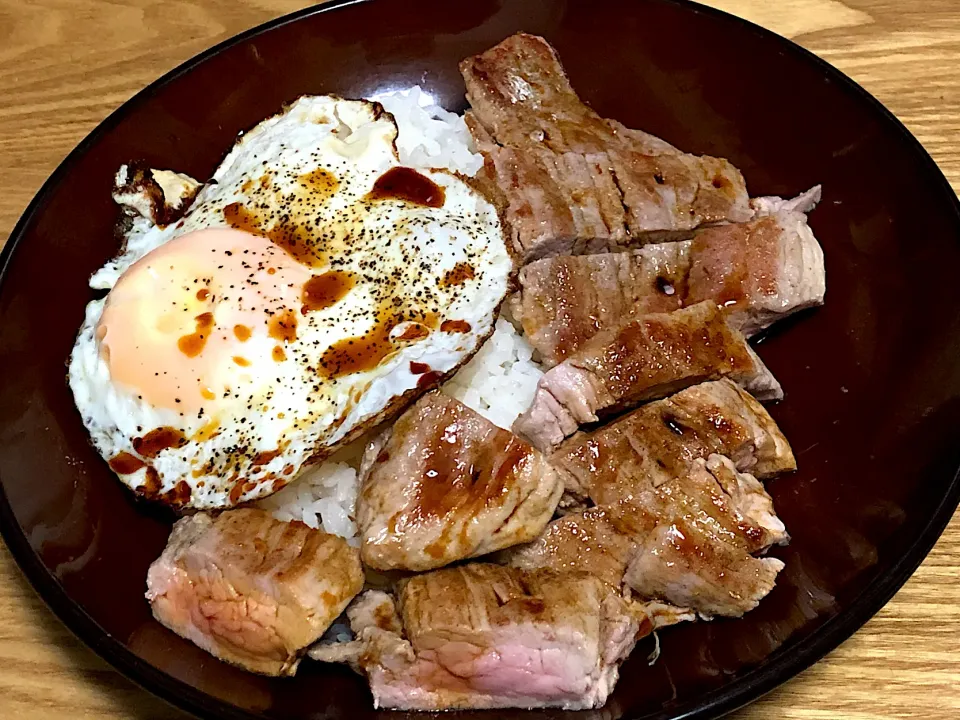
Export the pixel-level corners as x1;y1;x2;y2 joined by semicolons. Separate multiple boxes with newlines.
512;196;825;364
356;391;562;571
512;303;781;451
460;33;752;262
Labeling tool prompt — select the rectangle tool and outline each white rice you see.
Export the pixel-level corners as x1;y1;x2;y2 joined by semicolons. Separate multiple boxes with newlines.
373;86;484;175
444;318;544;431
253;90;542;541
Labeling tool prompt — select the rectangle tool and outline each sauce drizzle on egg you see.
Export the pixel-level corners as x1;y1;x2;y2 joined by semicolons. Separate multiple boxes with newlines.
132;427;187;458
109;452;146;474
367;167;445;208
440;262;475;288
440;319;472;333
177;312;215;357
301;271;355;314
268;308;298;343
223;202;328;268
299;168;340;200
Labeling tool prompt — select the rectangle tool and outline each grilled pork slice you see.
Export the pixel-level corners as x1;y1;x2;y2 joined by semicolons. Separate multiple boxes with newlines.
511;192;825;364
508;455;787;619
461;34;751;262
356;391;562;572
623;455;788;617
146;508;363;676
509;242;690;365
551;379;795;504
312;565;642;711
502;506;695;628
686;193;826;337
513;302;781;452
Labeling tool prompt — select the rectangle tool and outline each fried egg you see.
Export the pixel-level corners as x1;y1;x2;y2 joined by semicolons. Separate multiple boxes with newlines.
69;96;510;510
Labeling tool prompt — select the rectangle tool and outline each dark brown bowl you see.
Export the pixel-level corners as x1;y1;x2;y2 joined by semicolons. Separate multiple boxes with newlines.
2;0;959;718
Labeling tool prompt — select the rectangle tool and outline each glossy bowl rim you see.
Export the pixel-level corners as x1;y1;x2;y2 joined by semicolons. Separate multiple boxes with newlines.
1;1;959;718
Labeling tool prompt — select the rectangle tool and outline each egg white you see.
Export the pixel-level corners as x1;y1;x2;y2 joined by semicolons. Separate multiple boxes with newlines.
69;96;511;510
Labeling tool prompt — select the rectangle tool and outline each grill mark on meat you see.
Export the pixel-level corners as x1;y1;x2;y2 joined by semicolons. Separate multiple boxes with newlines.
606;162;635;244
357;393;562;572
513;302;780;451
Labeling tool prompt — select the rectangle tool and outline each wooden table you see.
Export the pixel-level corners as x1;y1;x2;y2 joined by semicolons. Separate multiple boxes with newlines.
0;0;958;717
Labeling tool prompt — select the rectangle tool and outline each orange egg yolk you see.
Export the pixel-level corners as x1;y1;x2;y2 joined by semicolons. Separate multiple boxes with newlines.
96;227;313;414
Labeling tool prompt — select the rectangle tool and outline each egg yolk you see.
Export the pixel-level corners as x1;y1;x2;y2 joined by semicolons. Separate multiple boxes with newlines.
97;227;313;414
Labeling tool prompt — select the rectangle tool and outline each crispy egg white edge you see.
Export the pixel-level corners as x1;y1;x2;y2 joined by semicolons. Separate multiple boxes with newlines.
68;95;511;509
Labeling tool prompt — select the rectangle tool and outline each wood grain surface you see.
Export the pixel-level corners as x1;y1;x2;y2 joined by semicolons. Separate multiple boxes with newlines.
0;0;958;718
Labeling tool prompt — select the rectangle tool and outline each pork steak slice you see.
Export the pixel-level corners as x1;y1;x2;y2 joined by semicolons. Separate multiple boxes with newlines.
356;391;562;572
146;508;363;676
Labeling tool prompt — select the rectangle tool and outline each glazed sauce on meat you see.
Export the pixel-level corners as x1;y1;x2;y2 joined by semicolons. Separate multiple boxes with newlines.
301;271;355;313
367;167;445;208
108;452;145;474
688;217;778;306
177;312;215;357
417;427;528;558
132;427;187;458
662;415;686;436
417;424;526;519
655;276;676;296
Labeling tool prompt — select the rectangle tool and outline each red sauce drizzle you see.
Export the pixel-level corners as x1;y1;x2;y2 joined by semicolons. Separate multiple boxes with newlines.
132;427;187;458
302;271;355;313
440;262;475;288
396;324;430;341
440;319;471;333
409;361;431;375
366;167;445;208
268;309;298;343
109;452;145;474
417;370;444;390
177;312;215;357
